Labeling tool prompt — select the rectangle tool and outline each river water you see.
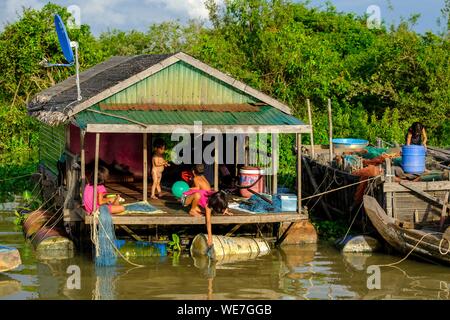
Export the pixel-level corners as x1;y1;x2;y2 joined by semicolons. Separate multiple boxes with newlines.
1;210;450;300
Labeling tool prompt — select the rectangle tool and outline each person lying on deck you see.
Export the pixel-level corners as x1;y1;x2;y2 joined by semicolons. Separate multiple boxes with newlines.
83;166;125;215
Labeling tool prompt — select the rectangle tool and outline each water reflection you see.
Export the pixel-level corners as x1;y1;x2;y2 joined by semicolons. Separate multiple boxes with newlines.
2;209;450;300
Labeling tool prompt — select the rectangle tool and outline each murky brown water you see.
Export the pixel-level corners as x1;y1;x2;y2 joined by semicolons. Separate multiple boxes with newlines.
1;211;450;300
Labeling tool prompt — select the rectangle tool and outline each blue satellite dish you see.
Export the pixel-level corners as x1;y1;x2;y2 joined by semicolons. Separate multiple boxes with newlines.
54;14;74;64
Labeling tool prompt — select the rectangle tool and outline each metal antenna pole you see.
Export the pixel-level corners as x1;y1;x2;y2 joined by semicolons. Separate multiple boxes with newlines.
72;41;82;101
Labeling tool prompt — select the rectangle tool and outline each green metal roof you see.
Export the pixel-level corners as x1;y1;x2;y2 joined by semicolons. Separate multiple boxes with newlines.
74;105;304;128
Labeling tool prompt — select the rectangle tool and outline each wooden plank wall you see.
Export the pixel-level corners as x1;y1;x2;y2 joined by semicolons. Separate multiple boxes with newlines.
393;190;446;223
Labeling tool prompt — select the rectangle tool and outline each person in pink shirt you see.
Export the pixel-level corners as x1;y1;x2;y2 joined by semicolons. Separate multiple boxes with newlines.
83;166;125;215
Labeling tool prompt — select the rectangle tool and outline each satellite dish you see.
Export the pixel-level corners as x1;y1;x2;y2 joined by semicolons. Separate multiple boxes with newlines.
54;14;74;64
42;14;82;101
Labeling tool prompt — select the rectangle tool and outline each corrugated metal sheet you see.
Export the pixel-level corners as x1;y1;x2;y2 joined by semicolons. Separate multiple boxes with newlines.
39;124;65;174
103;61;258;105
98;103;261;112
75;105;304;128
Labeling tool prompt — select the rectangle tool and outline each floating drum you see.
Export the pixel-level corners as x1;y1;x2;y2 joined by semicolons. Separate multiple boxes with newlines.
0;246;21;273
32;227;74;260
190;234;270;262
23;210;58;239
239;167;265;198
402;145;426;174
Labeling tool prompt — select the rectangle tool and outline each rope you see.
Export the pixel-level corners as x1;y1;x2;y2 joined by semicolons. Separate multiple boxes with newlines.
302;175;380;201
0;173;34;182
375;232;446;268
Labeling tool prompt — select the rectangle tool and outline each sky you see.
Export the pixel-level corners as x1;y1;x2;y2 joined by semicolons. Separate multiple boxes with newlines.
0;0;447;36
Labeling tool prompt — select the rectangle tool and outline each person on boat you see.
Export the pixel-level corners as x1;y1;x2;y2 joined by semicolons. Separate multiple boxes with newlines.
83;166;125;215
405;122;427;148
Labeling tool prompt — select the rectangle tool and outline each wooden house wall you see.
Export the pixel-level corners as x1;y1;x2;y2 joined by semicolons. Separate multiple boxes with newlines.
39;124;65;174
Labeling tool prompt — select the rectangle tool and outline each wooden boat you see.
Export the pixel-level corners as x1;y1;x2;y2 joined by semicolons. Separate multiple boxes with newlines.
0;245;21;272
363;195;450;265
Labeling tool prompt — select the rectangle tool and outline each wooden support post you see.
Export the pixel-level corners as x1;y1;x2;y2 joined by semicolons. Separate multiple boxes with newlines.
271;133;278;195
245;135;249;166
297;133;302;214
214;135;219;191
385;158;393;218
327;98;333;162
306;99;315;159
225;224;242;237
235;135;239;177
275;222;294;246
80;130;86;198
143;133;148;202
92;133;100;212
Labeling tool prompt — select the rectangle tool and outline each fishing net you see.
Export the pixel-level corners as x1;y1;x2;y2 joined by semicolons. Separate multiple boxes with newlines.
93;266;117;300
122;201;165;214
363;146;388;159
239;194;282;213
95;205;117;267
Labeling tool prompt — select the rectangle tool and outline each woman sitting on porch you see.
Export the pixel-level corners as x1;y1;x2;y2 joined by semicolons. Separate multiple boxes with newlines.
83;166;125;215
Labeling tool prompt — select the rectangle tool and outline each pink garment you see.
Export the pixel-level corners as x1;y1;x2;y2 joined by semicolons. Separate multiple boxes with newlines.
83;184;107;214
183;189;214;208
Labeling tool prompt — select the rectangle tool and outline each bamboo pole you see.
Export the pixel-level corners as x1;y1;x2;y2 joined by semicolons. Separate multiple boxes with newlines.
92;133;100;212
214;136;219;191
306;99;315;159
271;133;278;195
297;133;302;214
327;98;333;162
143;133;148;202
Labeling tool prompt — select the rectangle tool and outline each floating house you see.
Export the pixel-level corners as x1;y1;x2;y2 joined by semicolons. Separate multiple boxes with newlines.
27;52;315;245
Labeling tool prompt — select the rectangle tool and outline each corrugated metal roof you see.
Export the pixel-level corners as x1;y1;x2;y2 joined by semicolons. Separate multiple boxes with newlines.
74;105;304;128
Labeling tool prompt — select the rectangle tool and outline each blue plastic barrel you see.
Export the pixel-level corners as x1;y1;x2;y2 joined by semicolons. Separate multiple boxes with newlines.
401;145;426;174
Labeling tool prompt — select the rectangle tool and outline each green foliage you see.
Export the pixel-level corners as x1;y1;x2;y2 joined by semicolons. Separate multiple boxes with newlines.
0;1;448;203
0;163;37;202
312;219;349;241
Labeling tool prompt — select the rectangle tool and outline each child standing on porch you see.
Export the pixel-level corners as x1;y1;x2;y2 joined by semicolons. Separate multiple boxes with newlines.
151;138;170;199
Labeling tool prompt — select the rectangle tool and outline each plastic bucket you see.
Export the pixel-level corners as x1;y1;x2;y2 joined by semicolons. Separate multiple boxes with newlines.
239;167;265;198
402;145;426;174
190;234;270;261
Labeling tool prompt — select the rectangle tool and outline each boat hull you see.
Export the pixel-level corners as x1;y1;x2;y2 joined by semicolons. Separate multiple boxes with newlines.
363;195;450;265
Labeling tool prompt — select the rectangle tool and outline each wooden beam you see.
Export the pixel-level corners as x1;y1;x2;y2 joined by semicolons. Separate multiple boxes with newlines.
271;133;278;195
80;130;86;198
143;133;148;202
119;225;144;241
85;212;307;225
440;192;449;230
214;136;219;191
384;181;450;192
275;222;294;246
86;124;313;134
327;98;333;162
225;224;242;237
306;99;315;159
92;133;100;211
385;158;393;218
399;181;450;209
297;133;302;214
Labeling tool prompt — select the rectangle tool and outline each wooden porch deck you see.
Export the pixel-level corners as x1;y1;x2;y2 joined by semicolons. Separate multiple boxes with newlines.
84;182;308;225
